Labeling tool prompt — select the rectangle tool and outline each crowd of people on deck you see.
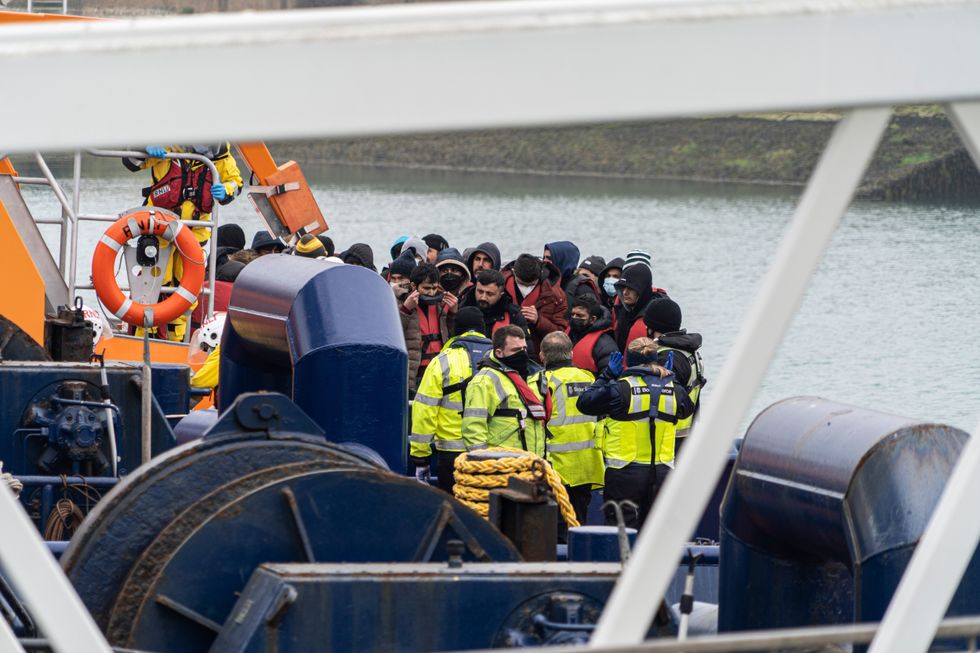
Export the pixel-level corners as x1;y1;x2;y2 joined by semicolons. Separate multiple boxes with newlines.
195;226;707;533
120;144;707;534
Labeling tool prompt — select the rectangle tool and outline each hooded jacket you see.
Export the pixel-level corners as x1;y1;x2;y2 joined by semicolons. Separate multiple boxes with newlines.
466;242;501;273
545;241;581;285
655;330;704;394
597;257;626;310
502;260;568;352
340;243;377;272
612;264;668;350
568;305;619;373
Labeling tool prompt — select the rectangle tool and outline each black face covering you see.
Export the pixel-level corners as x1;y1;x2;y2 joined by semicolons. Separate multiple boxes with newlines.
569;317;590;333
440;274;463;292
418;292;444;306
498;350;530;377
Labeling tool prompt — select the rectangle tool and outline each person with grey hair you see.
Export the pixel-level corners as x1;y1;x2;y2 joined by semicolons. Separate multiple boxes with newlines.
538;331;603;534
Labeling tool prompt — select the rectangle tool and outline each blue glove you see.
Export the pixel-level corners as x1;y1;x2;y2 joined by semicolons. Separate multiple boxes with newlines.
414;465;431;485
146;146;167;159
608;351;624;376
210;183;228;202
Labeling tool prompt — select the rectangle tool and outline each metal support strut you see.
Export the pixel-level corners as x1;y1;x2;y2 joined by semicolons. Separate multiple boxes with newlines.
589;107;893;647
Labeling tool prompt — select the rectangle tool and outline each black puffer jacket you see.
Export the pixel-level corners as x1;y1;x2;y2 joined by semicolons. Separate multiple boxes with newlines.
655;330;704;393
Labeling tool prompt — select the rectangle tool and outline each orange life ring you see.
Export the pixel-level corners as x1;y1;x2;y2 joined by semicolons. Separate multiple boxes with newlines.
92;208;206;327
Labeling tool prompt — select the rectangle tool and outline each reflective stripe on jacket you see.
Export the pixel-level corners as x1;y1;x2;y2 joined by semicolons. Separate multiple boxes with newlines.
409;331;489;459
138;146;243;235
544;365;604;488
657;346;703;439
602;374;678;469
461;358;547;457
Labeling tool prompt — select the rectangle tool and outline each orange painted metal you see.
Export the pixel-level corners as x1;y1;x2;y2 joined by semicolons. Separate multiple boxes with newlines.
0;159;18;177
0;199;46;344
0;12;97;24
100;334;202;372
236;142;328;235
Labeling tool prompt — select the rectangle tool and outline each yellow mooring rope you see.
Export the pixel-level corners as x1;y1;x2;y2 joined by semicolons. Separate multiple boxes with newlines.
453;447;580;528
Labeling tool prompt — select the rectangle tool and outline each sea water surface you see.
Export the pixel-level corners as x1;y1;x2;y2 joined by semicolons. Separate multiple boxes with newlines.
15;156;980;434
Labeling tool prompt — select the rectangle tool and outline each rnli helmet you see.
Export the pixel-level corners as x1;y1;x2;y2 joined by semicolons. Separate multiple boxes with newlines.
188;312;226;365
81;305;113;346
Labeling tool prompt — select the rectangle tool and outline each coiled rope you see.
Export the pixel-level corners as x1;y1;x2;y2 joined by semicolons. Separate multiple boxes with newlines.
453;447;580;528
0;461;22;498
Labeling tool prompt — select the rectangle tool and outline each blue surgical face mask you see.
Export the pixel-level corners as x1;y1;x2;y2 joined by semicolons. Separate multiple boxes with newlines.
603;278;618;297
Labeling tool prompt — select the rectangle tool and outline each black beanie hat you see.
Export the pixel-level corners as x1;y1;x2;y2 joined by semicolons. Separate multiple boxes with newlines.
216;223;245;250
388;251;417;278
453;307;486;336
578;255;606;277
423;233;449;252
643;297;682;334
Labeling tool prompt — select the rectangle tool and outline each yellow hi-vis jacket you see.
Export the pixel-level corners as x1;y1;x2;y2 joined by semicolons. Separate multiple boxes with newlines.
657;346;704;439
409;332;491;459
462;357;548;457
542;365;604;488
190;344;221;390
602;374;678;469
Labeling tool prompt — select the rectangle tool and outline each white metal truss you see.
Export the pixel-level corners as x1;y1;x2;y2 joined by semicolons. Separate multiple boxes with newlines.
0;0;980;150
865;101;980;653
0;2;979;653
591;106;894;645
0;481;112;653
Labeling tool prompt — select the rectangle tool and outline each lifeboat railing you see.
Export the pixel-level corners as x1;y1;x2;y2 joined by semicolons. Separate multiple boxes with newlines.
13;149;221;340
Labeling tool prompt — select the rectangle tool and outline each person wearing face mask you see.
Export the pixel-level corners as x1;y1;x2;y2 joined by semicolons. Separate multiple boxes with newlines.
597;258;625;311
567;296;618;374
435;248;472;299
578;337;694;530
612;263;669;352
462;325;550;457
502;254;569;353
122;143;243;341
387;251;422;388
402;263;454;389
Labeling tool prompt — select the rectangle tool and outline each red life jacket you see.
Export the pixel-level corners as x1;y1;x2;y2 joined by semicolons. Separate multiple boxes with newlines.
623;317;648;355
143;160;215;215
571;330;606;373
417;304;444;368
504;276;542;308
502;370;552;422
489;310;511;335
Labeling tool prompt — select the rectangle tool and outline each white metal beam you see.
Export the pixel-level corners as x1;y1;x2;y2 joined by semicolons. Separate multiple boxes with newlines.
0;483;112;653
589;106;893;646
1;0;979;151
866;101;980;653
0;614;25;653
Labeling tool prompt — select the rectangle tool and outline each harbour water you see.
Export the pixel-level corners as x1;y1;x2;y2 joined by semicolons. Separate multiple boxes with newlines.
15;156;980;434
